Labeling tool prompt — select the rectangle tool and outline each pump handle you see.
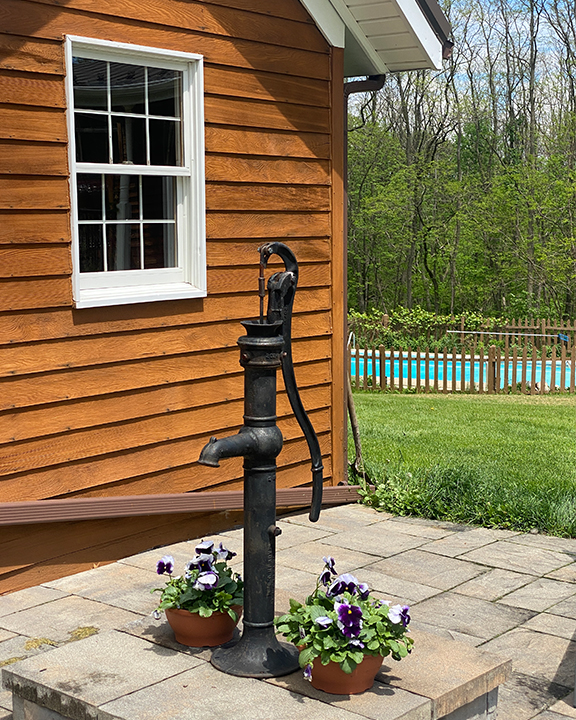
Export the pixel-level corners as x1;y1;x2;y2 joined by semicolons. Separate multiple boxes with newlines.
259;242;323;522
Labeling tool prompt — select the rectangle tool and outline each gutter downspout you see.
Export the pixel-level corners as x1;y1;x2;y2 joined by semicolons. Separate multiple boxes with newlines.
343;74;385;476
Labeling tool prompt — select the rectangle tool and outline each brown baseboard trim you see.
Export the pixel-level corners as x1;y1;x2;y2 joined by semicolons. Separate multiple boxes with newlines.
0;486;363;526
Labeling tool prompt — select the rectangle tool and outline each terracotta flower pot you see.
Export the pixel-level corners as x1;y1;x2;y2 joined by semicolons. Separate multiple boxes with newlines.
309;654;383;694
165;605;242;647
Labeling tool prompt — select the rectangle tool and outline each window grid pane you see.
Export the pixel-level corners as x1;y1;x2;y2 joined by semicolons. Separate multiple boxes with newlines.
73;59;183;169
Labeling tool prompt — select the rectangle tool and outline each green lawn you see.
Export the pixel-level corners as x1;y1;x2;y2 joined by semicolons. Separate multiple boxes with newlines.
350;392;576;536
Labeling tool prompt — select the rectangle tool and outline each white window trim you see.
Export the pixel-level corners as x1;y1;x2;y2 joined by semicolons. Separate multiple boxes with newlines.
65;36;206;309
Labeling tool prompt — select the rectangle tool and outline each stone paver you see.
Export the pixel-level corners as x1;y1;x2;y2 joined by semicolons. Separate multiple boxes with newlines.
408;619;484;647
370;519;455;540
523;613;576;641
509;534;576;556
268;669;431;720
370;549;485;590
461;541;572;576
0;595;142;642
548;596;576;621
276;540;376;575
482;628;576;688
498;578;576;612
549;693;576;718
43;562;160;615
4;505;576;720
547;564;576;584
422;528;517;558
3;630;202;716
411;591;535;641
454;568;533;601
100;661;377;720
352;567;441;604
497;672;572;720
0;586;68;618
326;527;429;558
377;628;510;719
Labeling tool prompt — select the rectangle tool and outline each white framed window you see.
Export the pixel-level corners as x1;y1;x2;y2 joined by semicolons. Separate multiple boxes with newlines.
65;36;206;308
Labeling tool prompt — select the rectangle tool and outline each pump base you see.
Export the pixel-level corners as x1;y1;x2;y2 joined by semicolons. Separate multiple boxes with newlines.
211;628;299;678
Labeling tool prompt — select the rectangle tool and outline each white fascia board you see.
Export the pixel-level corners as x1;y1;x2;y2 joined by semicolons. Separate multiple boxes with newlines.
299;0;346;47
328;0;389;74
393;0;443;69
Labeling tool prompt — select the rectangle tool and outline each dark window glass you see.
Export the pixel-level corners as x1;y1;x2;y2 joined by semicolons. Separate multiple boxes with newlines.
110;62;145;114
111;116;146;165
79;225;104;272
142;176;175;219
143;223;176;268
105;175;140;220
77;174;102;220
73;57;107;111
149;119;179;166
106;224;141;270
148;68;181;117
75;113;109;163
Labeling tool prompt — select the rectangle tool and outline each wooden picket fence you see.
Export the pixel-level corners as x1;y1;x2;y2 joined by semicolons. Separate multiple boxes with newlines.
350;345;576;395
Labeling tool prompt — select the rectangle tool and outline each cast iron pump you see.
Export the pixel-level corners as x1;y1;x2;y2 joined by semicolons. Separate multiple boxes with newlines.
198;242;324;677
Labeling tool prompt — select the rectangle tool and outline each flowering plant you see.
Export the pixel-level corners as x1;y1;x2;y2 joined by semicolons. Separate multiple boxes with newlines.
274;557;413;678
153;539;243;621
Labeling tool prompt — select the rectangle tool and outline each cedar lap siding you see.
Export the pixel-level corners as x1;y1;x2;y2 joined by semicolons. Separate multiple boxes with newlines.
0;0;346;593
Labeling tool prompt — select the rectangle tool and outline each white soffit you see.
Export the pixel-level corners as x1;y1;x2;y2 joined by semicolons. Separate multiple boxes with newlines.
303;0;444;76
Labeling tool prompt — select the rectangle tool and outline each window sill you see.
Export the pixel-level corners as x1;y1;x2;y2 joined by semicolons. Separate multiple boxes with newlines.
74;282;206;309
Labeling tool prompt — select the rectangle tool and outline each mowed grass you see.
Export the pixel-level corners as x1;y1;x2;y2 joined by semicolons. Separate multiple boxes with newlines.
350;392;576;536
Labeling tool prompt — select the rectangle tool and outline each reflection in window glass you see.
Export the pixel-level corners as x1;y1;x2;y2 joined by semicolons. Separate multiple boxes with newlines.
79;225;104;272
111;116;146;165
73;57;108;110
143;223;176;268
106;224;141;270
110;62;145;114
149;119;179;166
142;176;175;219
147;68;181;117
105;175;139;220
75;114;109;163
77;174;102;220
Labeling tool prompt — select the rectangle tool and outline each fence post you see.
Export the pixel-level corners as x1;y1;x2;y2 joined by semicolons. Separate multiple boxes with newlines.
488;346;495;394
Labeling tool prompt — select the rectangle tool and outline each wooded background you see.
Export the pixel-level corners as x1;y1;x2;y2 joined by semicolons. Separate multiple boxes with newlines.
348;0;576;320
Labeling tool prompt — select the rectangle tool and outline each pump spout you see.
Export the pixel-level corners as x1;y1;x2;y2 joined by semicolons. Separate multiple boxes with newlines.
198;427;282;468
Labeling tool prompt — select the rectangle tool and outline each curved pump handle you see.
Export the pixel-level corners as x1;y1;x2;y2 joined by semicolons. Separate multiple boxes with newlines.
259;242;323;522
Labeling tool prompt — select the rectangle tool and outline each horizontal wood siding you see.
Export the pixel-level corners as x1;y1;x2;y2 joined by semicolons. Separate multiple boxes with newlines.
0;0;337;593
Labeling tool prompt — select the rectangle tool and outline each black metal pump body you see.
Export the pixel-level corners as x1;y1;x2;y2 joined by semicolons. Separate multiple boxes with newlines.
197;242;323;678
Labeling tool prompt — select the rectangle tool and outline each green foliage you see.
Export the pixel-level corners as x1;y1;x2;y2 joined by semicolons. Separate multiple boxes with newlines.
152;544;243;619
274;560;413;676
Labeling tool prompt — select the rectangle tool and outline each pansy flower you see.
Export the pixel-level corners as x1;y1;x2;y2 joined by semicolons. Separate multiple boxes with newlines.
314;616;333;629
303;664;312;682
357;582;370;600
327;573;359;597
156;555;174;575
189;553;214;572
388;604;410;627
322;556;337;575
215;542;236;561
195;539;214;555
193;571;219;591
335;601;363;637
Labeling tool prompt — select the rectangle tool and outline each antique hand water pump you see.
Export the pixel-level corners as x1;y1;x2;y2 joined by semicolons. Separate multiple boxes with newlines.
198;242;323;677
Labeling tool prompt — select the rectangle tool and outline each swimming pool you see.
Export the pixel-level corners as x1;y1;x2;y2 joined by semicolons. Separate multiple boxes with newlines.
350;350;574;391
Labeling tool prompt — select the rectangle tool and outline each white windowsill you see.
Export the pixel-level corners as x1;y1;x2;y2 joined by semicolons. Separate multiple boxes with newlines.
74;282;206;309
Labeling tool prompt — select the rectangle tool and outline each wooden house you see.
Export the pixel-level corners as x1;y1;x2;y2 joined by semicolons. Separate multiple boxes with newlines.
0;0;450;593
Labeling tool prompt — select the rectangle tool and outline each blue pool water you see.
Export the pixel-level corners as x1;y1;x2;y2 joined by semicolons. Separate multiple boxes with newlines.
350;352;573;389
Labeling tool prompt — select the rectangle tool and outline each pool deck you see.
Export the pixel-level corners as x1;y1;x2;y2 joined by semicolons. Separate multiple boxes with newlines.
2;504;576;719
